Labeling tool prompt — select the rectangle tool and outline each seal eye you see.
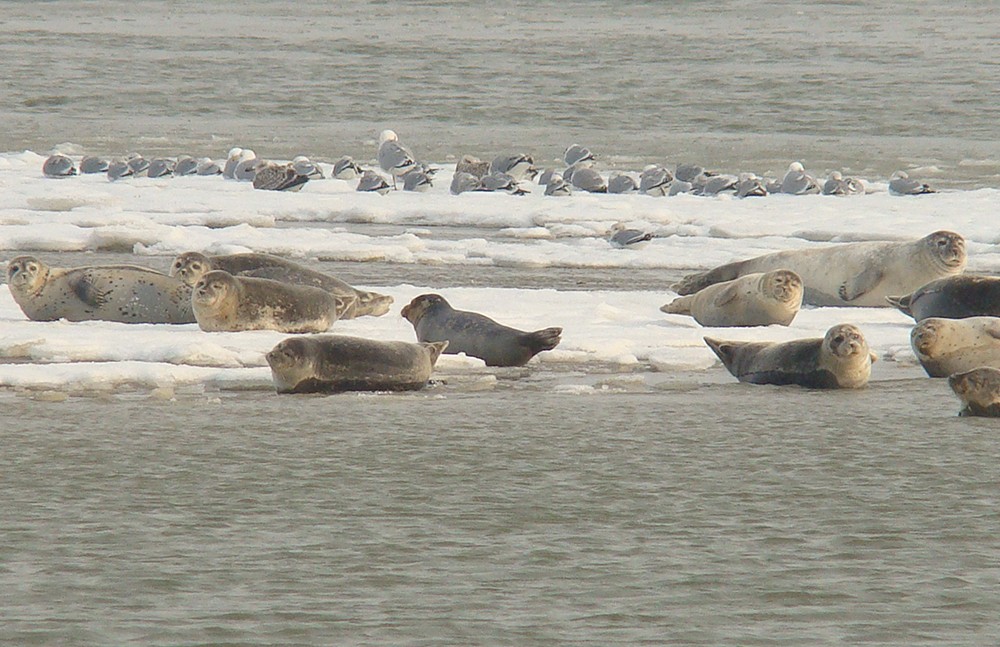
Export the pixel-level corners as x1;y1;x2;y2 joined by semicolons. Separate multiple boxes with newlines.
833;334;845;344
191;262;202;272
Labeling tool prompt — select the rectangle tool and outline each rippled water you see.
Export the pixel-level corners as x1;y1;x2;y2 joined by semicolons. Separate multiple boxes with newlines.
3;0;1000;186
6;3;1000;644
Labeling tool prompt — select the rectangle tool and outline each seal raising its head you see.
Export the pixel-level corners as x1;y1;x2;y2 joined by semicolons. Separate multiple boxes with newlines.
191;270;352;333
401;293;562;367
266;334;448;394
949;367;1000;417
704;323;876;388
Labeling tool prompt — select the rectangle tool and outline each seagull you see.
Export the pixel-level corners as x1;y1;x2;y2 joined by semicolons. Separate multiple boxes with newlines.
125;153;149;177
377;129;417;186
173;156;199;176
357;170;392;195
822;171;865;196
668;180;694;196
196;158;222;175
79;155;109;174
607;172;638;194
253;162;310;191
736;173;768;198
780;162;821;195
609;222;654;248
146;158;175;178
332;156;363;180
450;171;482;195
490;153;537;181
564;143;595;166
675;163;714;183
233;152;260;181
456;154;490;179
639;165;673;196
544;175;572;196
42;154;77;178
480;172;528;195
569;166;607;193
107;159;134;181
889;170;935;195
402;169;433;192
698;174;738;196
292;155;324;180
223;147;245;178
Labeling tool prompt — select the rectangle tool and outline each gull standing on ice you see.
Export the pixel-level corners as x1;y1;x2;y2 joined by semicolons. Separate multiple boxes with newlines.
780;162;821;195
377;129;417;187
888;170;935;195
609;222;654;248
42;154;77;177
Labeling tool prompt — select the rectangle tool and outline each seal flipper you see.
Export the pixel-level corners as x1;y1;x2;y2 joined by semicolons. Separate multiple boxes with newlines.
838;266;884;302
71;271;112;308
672;260;746;296
421;340;449;366
885;293;913;316
703;337;738;370
660;296;693;315
524;327;562;355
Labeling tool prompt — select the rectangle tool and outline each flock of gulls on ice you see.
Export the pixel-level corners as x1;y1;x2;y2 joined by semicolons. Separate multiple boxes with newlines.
20;131;1000;417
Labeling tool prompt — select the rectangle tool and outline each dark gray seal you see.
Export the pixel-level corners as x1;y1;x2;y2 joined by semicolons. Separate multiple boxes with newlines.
400;293;562;367
191;270;352;333
949;367;1000;417
266;334;448;394
6;255;195;324
886;275;1000;321
704;323;876;388
672;231;967;307
170;251;392;319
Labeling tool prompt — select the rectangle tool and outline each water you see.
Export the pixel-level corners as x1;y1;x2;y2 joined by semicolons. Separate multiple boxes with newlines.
6;2;1000;644
2;1;1000;187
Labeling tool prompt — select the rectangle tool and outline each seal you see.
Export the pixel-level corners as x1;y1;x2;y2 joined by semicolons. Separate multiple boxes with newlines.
6;255;195;324
886;274;1000;321
948;367;1000;417
704;323;876;388
190;270;352;333
170;252;392;319
672;231;966;307
909;316;1000;377
660;270;803;327
400;293;562;367
266;334;448;394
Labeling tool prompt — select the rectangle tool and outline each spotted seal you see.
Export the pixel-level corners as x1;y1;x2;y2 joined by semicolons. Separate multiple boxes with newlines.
887;274;1000;321
948;367;1000;417
661;270;803;327
909;316;1000;377
6;255;194;324
170;251;392;318
673;231;966;307
704;323;876;388
266;334;448;394
191;270;353;333
400;293;562;367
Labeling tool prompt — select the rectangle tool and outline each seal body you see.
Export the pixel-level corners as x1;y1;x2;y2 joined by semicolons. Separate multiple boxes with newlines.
948;367;1000;417
400;293;562;367
704;323;876;388
6;256;195;324
266;334;448;394
170;252;392;318
887;275;1000;321
672;231;966;307
661;270;803;327
909;316;1000;377
191;270;350;333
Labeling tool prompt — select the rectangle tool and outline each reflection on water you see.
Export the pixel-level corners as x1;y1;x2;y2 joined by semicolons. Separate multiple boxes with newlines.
2;378;1000;645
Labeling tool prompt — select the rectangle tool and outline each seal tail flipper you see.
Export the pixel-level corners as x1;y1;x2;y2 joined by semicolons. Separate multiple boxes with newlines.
885;293;913;316
423;341;449;366
332;294;358;320
526;327;562;354
703;337;736;367
660;296;693;315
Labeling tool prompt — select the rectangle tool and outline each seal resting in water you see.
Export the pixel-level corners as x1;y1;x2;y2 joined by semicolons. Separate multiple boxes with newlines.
6;255;195;324
886;274;1000;321
704;323;876;388
170;251;393;319
672;231;966;307
191;270;353;333
266;334;448;394
948;367;1000;417
400;293;562;367
660;270;803;327
909;316;1000;378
